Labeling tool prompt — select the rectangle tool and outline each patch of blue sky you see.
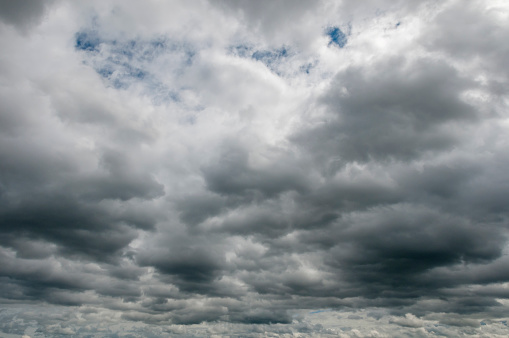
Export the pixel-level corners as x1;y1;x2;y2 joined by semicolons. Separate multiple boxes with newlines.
75;29;194;103
230;44;320;78
309;309;331;314
105;65;148;90
251;46;289;64
325;26;349;48
229;44;252;58
143;81;181;105
75;30;101;52
299;61;316;75
229;44;293;76
96;65;114;78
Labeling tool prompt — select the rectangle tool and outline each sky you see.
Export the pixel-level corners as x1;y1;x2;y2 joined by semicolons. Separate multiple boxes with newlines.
1;0;509;337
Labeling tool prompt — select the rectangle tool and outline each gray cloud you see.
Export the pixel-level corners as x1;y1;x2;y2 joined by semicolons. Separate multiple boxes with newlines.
293;56;477;165
0;0;56;32
1;0;509;336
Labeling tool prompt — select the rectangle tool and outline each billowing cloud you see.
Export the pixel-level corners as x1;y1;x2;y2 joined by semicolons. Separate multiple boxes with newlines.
1;0;509;336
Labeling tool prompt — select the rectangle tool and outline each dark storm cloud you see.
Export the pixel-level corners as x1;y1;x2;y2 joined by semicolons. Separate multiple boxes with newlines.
0;246;145;307
138;243;225;294
293;56;477;165
175;192;227;226
323;206;504;288
0;78;164;264
228;308;292;325
0;167;162;261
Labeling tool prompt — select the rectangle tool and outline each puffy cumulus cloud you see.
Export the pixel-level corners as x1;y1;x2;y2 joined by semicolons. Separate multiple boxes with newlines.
389;313;426;328
1;0;509;336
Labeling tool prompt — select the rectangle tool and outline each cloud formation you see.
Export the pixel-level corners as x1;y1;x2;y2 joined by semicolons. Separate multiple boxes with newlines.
1;0;509;336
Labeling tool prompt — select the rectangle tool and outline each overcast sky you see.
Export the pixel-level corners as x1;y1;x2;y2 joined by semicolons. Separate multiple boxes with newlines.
1;0;509;337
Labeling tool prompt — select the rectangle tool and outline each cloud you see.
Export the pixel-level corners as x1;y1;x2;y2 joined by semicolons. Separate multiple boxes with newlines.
1;0;509;336
389;313;426;328
0;0;56;32
293;56;477;165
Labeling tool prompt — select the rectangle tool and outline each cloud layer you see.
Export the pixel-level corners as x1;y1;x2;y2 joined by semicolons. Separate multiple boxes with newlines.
1;0;509;336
